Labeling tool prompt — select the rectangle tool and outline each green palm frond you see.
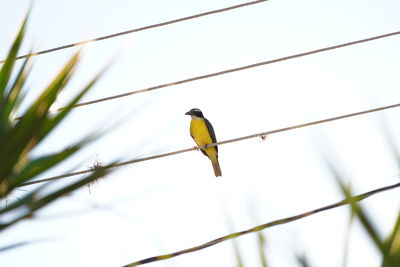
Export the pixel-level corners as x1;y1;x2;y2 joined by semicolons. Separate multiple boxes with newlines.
0;15;115;235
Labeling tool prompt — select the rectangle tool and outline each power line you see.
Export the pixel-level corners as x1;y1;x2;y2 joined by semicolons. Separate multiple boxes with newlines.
67;30;400;110
0;0;268;63
11;29;400;120
19;102;400;187
122;181;400;266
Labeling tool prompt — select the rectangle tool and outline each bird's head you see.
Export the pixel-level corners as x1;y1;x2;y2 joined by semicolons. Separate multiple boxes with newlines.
185;108;204;118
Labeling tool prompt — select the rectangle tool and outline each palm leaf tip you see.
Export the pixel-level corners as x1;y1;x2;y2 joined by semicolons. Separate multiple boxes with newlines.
0;13;114;238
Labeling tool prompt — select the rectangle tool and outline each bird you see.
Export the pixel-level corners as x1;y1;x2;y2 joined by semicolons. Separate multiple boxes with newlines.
185;108;222;177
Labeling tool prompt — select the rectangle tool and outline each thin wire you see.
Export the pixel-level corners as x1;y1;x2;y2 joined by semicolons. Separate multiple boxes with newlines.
19;102;400;187
11;29;400;121
0;0;268;63
122;181;400;266
68;30;400;110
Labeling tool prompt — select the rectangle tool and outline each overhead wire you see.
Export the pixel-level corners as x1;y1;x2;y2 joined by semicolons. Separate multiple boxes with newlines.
122;181;400;266
19;102;400;187
64;30;400;110
0;0;268;63
8;29;400;120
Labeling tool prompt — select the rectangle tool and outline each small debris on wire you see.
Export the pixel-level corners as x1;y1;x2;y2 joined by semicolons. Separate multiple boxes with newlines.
87;156;104;193
260;133;268;141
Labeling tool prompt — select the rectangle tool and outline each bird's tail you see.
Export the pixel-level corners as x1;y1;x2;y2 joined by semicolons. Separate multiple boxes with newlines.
211;158;222;177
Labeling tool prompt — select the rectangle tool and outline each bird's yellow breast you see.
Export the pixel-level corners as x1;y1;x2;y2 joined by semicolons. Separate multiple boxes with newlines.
190;118;214;148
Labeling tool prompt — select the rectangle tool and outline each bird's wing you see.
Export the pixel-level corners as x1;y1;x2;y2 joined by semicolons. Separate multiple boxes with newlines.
204;118;218;153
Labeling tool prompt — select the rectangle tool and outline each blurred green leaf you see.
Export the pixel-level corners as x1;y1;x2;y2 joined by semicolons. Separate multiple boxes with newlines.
0;57;30;132
257;231;268;267
0;241;33;252
232;238;244;267
382;211;400;267
0;185;42;215
0;16;26;100
339;180;384;253
6;143;83;191
324;159;384;254
39;70;102;141
342;212;355;267
296;253;311;267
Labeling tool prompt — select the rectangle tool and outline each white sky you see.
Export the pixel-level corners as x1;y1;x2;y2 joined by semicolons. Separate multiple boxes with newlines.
1;0;400;266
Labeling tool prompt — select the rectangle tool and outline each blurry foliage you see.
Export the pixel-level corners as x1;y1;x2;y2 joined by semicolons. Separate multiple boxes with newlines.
325;157;400;267
0;16;113;243
256;231;268;267
296;253;311;267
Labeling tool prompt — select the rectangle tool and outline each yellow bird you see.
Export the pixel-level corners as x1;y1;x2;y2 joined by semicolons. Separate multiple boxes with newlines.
185;108;222;177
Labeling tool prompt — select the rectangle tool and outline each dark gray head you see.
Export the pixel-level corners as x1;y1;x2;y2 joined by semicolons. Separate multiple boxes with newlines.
185;108;204;118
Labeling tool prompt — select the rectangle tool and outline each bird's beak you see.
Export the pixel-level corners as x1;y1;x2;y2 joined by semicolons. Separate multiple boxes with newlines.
185;111;192;115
